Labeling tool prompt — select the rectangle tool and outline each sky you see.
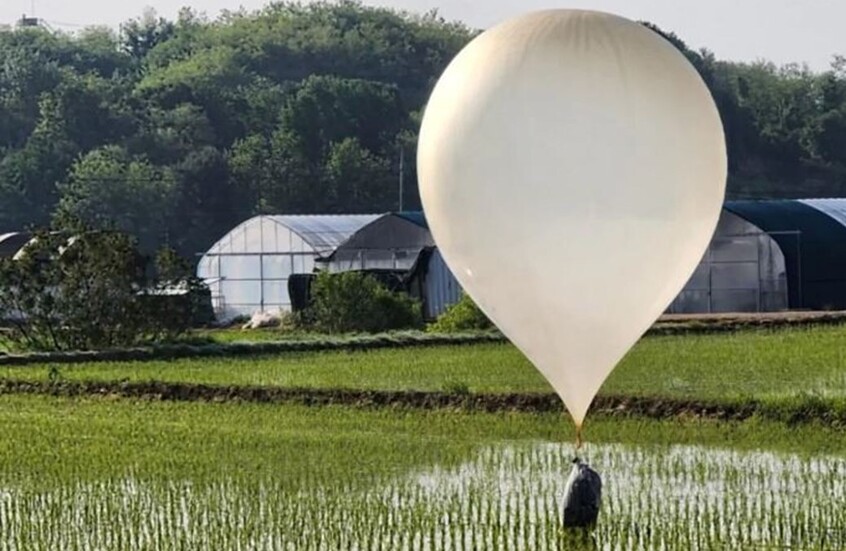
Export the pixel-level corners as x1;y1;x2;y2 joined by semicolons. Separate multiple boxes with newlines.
2;0;842;71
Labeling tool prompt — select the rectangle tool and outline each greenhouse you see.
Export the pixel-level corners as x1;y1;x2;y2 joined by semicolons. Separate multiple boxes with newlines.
670;199;846;313
198;212;463;321
321;212;433;273
724;199;846;310
199;199;846;322
668;208;788;313
318;212;462;319
197;215;378;320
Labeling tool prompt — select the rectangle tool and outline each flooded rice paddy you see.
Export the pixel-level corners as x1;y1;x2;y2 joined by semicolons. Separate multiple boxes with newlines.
2;442;844;550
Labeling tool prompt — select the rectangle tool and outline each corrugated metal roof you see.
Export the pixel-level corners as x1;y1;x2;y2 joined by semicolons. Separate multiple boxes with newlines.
266;215;380;252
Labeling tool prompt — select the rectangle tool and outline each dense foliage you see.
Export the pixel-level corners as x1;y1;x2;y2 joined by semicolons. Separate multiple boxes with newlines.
305;271;422;333
0;231;207;350
0;1;845;256
428;292;493;333
0;1;470;255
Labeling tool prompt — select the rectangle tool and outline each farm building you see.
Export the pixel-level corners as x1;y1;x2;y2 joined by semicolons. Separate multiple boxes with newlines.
198;212;462;321
669;199;846;313
197;215;379;320
199;199;846;321
320;212;433;273
318;212;462;320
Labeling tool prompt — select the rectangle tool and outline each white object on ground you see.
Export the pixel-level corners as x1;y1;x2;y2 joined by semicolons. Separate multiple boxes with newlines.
242;310;283;330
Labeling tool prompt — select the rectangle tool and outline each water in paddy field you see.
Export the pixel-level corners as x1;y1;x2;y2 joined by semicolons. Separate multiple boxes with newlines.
1;443;845;550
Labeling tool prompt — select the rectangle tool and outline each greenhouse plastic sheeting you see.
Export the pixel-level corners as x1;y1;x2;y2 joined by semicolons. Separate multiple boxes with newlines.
726;200;846;310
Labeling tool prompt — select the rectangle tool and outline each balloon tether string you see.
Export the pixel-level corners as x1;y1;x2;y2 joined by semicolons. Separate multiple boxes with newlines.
575;424;583;453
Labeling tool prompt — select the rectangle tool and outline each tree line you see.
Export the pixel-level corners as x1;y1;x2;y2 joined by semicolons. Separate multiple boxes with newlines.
0;1;844;257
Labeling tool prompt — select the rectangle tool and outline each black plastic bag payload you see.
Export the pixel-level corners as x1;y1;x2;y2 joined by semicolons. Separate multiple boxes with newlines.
563;458;602;528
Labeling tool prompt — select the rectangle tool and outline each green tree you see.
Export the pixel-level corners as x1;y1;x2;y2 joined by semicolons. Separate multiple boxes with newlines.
280;75;405;162
0;3;472;239
73;26;133;76
0;230;206;350
47;72;136;152
121;8;175;60
0;32;65;148
170;146;240;255
0;231;143;350
0;95;77;230
136;46;252;146
148;246;214;338
229;131;317;214
817;108;846;165
55;146;176;251
135;103;218;165
324;137;393;212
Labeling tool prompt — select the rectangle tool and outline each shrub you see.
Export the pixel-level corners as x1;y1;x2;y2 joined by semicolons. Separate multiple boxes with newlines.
428;292;493;333
144;246;215;338
0;230;208;351
306;271;422;333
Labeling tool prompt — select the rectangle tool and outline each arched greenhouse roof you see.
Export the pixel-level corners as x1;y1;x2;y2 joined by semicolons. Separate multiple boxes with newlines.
725;199;846;309
0;232;31;258
322;212;435;263
799;198;846;226
265;215;381;252
394;211;428;229
206;214;379;255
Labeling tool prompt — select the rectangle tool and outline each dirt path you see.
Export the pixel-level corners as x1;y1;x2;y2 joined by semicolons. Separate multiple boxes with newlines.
651;310;846;335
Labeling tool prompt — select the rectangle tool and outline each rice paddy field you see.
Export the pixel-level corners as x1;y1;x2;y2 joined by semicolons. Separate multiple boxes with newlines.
2;325;846;549
4;325;846;403
0;397;845;550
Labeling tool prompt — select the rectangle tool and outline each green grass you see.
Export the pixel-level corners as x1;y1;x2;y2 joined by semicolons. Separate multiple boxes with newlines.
195;327;328;343
1;395;845;550
3;343;540;391
3;326;845;549
5;325;846;549
4;325;846;405
0;394;843;483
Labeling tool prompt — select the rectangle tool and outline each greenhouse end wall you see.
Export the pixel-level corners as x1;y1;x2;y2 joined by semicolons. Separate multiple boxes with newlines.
197;215;377;320
668;211;788;314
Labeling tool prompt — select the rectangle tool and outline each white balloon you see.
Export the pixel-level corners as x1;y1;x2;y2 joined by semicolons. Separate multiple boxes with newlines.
418;10;726;430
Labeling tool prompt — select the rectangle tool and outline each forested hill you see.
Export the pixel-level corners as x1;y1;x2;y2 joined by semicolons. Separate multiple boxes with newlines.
0;1;844;255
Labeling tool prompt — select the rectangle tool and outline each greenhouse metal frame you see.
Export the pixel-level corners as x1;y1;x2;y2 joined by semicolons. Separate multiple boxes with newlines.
197;214;378;320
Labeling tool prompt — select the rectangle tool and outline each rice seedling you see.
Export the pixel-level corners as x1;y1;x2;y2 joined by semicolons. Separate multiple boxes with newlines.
2;440;844;550
0;396;844;550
